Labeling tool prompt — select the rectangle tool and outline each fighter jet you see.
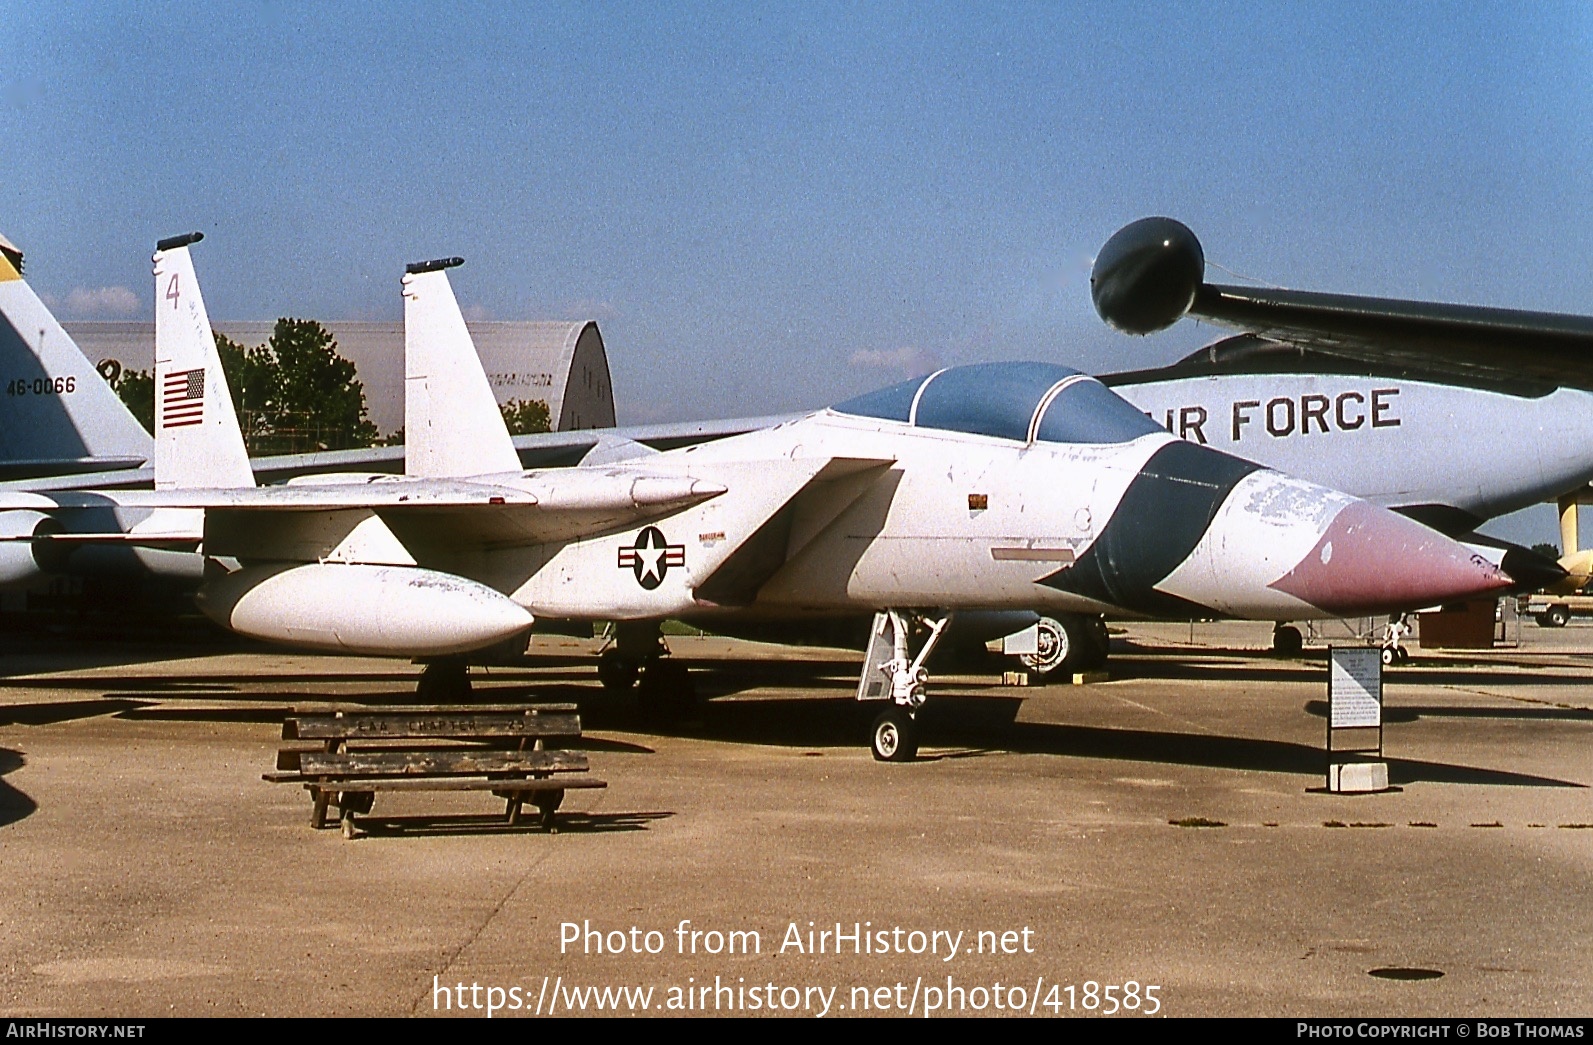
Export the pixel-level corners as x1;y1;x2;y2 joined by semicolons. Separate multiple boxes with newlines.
1;233;1510;761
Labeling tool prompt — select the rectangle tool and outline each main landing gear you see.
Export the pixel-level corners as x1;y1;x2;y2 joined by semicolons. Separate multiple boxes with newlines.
857;610;953;762
597;620;698;723
416;657;472;701
1013;614;1110;679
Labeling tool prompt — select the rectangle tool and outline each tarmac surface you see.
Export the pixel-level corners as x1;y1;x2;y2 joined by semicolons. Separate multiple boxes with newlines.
1;619;1591;1018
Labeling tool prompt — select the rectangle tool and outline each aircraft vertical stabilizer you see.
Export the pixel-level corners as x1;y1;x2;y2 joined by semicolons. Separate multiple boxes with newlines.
0;235;152;476
402;259;520;479
151;234;253;491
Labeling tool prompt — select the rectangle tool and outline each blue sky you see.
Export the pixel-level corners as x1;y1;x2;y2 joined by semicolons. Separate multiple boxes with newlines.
5;2;1593;542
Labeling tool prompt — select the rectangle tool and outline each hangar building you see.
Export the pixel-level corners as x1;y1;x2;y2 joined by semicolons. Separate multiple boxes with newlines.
63;320;616;438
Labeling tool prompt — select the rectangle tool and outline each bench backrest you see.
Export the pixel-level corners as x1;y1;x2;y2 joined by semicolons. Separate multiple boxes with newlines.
282;705;581;742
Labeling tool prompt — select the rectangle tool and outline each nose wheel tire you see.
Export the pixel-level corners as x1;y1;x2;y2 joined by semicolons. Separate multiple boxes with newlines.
1380;645;1410;666
870;708;919;762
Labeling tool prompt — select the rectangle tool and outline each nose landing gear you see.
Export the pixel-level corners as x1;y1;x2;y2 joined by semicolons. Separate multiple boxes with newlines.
857;610;952;762
1380;612;1411;665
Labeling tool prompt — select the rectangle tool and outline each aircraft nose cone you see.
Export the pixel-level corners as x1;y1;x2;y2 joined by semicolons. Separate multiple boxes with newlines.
1269;501;1513;614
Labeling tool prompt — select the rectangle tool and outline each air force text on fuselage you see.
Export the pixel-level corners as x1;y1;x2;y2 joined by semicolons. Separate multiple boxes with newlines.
1112;372;1593;523
1141;385;1401;446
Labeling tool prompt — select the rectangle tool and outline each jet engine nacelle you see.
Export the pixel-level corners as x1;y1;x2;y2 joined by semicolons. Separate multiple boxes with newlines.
1091;216;1205;335
196;562;534;656
0;509;64;587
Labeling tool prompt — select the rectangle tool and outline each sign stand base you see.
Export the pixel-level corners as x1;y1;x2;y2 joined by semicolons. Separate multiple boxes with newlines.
1328;760;1390;793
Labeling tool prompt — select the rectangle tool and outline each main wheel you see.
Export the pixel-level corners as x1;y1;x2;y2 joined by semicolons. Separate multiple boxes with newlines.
1081;616;1111;670
1546;605;1571;628
1019;617;1070;675
870;708;919;762
1272;625;1304;657
597;648;640;691
637;657;697;723
1381;646;1398;666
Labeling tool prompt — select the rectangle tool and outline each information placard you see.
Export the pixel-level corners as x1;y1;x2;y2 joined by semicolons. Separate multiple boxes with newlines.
1328;646;1382;729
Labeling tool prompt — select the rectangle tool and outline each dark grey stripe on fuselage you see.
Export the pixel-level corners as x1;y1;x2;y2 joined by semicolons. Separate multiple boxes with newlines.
1042;440;1262;617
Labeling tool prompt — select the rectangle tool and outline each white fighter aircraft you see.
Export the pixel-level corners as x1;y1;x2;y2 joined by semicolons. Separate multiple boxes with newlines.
0;233;1512;761
0;227;1574;687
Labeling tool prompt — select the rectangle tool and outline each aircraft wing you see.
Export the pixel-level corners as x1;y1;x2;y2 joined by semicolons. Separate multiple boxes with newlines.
0;470;730;551
0;416;797;493
1090;217;1593;390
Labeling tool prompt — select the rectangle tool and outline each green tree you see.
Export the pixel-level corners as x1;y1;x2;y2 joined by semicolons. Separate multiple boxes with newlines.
99;359;153;434
500;398;552;435
1533;542;1563;560
253;319;380;453
214;332;276;447
102;321;379;452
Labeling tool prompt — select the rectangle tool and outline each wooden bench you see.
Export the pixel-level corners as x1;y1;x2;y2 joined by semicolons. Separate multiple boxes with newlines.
264;704;606;838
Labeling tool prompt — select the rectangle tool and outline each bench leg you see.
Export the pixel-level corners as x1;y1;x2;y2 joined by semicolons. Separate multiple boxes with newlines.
505;796;523;826
535;789;565;832
341;806;357;840
311;789;330;829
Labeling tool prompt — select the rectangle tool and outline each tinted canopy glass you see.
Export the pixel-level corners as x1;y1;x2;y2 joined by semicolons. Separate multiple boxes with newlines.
833;362;1162;444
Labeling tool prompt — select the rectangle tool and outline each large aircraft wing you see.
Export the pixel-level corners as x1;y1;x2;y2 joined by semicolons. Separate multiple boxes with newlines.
1090;217;1593;390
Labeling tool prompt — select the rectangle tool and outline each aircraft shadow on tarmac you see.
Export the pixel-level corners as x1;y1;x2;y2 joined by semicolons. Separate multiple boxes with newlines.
578;684;1585;788
1302;699;1593;724
352;810;670;838
1103;653;1593;692
992;720;1583;788
0;696;152;726
0;747;36;826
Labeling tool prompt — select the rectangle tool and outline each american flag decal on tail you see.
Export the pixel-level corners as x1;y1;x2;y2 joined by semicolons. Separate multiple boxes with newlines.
162;368;205;428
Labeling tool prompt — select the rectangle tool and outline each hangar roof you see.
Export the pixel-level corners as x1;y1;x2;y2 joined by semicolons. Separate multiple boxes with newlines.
64;319;615;436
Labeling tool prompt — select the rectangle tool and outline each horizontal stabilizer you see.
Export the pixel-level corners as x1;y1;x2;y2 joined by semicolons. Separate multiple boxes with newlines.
0;531;203;547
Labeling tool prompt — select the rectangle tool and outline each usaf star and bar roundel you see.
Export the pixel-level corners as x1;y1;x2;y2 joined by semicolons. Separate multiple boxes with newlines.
618;526;686;590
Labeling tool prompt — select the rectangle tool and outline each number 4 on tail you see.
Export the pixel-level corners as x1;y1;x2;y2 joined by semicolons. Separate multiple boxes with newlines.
166;273;180;308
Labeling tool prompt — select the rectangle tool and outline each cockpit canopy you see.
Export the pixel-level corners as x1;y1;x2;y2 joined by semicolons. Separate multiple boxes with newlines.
833;361;1163;444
